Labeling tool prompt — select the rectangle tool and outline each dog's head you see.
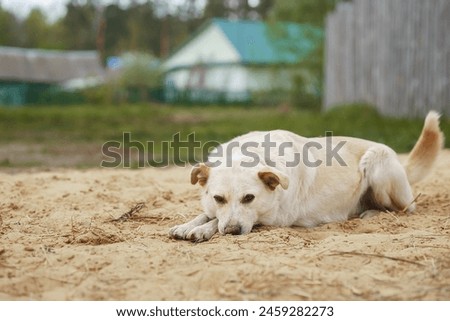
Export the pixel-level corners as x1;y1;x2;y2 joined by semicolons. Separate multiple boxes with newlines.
191;162;289;235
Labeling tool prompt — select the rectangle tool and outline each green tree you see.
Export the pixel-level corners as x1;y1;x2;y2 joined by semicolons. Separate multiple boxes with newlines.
270;0;343;109
103;2;164;57
46;19;69;50
203;0;274;20
61;0;97;50
0;7;20;46
22;9;49;48
119;52;161;102
125;3;159;54
103;4;129;56
270;0;341;27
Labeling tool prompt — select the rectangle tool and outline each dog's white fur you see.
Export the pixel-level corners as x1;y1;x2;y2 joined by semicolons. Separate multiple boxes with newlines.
169;111;444;242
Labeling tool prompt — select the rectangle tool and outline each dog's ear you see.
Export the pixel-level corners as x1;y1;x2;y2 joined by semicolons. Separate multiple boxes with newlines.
191;163;210;186
258;168;289;191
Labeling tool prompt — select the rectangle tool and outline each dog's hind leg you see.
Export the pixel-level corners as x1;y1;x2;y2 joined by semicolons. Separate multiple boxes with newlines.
359;146;415;218
360;209;381;219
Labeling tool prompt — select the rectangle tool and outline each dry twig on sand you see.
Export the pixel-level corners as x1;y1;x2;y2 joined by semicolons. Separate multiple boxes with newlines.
109;202;146;223
331;251;425;267
401;193;422;213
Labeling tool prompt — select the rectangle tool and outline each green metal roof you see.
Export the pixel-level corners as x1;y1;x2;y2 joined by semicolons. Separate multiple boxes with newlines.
163;19;323;69
213;18;322;64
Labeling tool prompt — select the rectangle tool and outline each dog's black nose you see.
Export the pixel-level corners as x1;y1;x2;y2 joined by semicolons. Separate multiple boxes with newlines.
224;225;241;235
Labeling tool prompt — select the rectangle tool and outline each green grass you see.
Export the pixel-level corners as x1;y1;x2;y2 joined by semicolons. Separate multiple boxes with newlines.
0;103;448;167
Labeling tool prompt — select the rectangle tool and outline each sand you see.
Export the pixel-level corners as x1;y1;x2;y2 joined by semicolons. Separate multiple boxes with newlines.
0;151;449;301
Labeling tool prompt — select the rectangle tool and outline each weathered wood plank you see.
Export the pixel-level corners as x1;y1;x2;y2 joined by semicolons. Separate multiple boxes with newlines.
324;0;450;118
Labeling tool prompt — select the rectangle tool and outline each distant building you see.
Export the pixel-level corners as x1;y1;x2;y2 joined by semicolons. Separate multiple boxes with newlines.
0;47;104;106
162;18;322;104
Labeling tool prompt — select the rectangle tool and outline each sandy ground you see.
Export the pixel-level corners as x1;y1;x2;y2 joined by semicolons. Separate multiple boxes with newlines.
0;151;449;301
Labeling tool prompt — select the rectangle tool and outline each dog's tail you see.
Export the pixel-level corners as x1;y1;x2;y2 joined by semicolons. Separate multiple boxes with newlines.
404;111;444;185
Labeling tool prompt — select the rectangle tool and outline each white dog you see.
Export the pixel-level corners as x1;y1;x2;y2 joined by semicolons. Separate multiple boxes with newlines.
169;111;443;242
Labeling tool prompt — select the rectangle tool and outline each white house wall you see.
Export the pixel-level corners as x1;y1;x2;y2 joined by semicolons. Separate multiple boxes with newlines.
165;65;248;91
163;24;241;71
165;69;190;89
247;68;294;91
165;65;296;101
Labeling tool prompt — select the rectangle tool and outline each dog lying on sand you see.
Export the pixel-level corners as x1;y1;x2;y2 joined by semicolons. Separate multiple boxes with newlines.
169;111;444;242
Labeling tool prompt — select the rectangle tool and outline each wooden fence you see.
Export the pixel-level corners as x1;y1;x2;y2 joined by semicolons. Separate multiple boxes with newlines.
324;0;450;117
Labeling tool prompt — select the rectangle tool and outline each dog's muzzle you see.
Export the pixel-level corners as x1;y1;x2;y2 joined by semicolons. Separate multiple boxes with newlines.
223;225;242;235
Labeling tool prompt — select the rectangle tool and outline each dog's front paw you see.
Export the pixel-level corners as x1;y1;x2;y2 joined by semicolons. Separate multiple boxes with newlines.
169;218;218;242
169;223;195;240
186;224;217;242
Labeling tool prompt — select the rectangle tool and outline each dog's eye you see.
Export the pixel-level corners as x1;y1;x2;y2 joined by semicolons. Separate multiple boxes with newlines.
241;194;255;204
213;195;226;204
